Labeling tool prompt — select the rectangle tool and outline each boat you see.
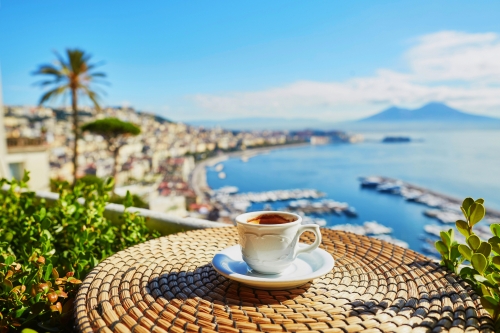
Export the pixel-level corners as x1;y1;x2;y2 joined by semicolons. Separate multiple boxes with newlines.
344;207;358;217
423;210;461;223
360;176;383;188
215;186;238;194
215;164;224;172
382;136;411;143
376;182;402;194
400;188;423;201
263;204;273;211
218;172;226;179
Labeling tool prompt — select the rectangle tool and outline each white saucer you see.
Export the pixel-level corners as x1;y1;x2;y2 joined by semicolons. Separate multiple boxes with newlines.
212;244;335;290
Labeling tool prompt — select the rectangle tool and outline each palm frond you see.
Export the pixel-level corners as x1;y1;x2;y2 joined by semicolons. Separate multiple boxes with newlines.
80;87;101;111
32;65;64;78
38;86;68;105
32;79;64;87
53;50;70;72
34;49;107;107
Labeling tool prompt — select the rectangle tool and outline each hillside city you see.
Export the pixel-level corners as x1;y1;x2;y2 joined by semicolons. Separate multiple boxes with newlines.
2;105;363;220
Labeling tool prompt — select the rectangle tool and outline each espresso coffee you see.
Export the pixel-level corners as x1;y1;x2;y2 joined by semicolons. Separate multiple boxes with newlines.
247;214;296;225
236;211;322;274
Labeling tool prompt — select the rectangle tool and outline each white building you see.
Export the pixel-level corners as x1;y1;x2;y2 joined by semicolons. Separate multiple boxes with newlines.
0;82;50;191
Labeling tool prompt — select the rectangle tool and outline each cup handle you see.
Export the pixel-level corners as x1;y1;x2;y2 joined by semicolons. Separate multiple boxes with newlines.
294;224;322;257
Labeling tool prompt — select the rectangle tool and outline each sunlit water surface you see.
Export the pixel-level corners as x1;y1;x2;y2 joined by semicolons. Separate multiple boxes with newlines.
207;130;500;252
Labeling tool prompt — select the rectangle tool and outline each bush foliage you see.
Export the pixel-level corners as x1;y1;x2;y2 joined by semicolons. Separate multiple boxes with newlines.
0;173;159;332
435;197;500;329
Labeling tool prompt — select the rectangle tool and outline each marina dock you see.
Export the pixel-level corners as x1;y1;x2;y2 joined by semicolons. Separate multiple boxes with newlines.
360;176;500;221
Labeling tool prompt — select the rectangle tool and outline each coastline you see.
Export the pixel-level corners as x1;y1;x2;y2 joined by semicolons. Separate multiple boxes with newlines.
189;142;310;202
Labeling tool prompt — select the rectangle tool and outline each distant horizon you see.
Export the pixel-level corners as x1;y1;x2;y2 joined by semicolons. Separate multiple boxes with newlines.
4;101;500;127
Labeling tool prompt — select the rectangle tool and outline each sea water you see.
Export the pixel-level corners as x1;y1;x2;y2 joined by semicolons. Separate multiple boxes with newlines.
206;129;500;252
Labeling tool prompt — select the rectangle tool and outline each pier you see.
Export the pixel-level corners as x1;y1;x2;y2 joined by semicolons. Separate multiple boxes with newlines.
286;199;357;217
360;176;500;221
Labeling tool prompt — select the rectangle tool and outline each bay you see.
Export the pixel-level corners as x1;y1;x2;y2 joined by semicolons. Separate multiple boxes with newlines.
206;129;500;253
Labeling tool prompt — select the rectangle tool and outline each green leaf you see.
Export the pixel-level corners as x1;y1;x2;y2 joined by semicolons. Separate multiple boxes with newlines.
469;202;485;226
447;228;454;243
486;273;500;284
450;244;461;261
15;306;28;318
440;231;451;248
471;253;487;275
22;170;30;183
490;237;500;255
44;263;53;281
459;266;473;277
492;256;500;269
3;232;13;242
467;235;481;251
458;244;473;260
456;220;470;237
462;197;474;216
124;191;133;208
474;274;489;283
460;206;468;219
481;296;498;317
39;207;46;221
5;255;15;265
490;224;500;238
21;329;39;333
475;198;485;204
104;177;115;191
480;283;491;297
435;240;448;255
477;242;492;258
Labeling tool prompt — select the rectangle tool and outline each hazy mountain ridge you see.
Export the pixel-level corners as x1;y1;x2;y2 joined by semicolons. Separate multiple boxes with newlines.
359;102;499;122
186;102;500;131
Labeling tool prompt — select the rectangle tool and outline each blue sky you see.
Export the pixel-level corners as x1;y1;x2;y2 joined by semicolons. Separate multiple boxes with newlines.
1;1;500;121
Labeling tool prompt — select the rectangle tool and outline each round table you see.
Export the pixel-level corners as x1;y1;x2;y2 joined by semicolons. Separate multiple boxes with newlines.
75;228;494;333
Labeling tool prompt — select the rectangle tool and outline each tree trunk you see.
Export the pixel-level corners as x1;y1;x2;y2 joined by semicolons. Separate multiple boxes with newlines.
112;146;120;190
71;88;78;186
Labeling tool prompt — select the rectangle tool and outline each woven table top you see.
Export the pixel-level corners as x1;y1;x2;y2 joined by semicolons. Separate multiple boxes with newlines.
75;227;495;333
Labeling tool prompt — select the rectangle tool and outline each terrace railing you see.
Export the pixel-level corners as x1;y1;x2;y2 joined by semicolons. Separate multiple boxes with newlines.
34;189;230;234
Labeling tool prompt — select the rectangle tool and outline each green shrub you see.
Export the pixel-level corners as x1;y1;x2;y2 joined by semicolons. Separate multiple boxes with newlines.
435;197;500;329
50;175;103;192
109;193;148;209
0;173;159;332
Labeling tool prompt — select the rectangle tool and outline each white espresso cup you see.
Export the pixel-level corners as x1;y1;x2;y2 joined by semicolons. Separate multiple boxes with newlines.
235;211;322;274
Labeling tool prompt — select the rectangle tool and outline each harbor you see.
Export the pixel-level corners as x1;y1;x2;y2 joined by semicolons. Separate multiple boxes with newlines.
192;140;500;255
359;175;500;222
359;175;500;258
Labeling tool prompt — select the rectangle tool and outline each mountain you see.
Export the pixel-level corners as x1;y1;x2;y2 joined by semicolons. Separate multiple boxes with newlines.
360;102;499;123
187;117;333;130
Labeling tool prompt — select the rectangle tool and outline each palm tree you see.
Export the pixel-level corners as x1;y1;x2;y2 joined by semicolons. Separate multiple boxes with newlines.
81;118;141;187
33;49;106;184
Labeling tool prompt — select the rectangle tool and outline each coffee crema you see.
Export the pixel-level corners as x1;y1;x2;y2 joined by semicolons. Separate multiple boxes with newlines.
246;214;296;225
